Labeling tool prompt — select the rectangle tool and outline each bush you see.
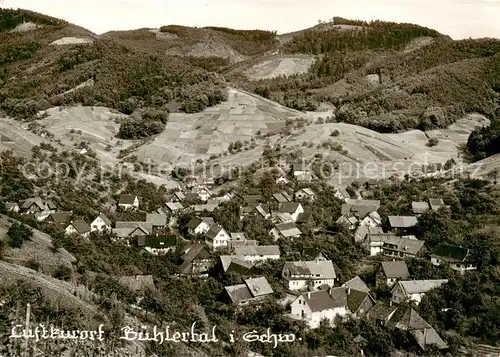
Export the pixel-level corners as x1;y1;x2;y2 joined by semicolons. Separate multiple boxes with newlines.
53;264;73;281
7;222;33;248
427;137;439;147
330;129;340;137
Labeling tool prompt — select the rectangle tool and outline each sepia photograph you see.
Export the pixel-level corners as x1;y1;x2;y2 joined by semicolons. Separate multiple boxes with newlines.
0;0;499;356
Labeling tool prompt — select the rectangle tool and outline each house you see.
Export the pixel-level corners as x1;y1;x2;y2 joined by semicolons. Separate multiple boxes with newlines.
118;194;139;210
90;213;112;232
359;211;382;227
379;261;410;287
354;225;383;243
388;216;418;234
143;235;177;255
205;225;230;250
295;188;315;201
276;176;289;185
365;179;379;189
115;221;153;231
46;212;73;226
391;279;448;305
369;304;448;351
270;222;302;240
21;197;57;215
113;225;150;239
386;307;448;351
278;202;304;222
65;220;91;237
217;255;254;275
342;200;380;220
165;201;184;214
289;287;374;329
255;204;270;219
220;277;274;306
411;201;430;215
292;163;312;182
271;211;294;224
296;212;314;225
365;234;427;258
5;202;20;213
192;203;218;212
230;232;246;241
282;259;336;291
186;217;212;236
194;186;212;202
234;245;281;263
430;244;478;273
178;243;213;276
333;187;351;202
336;214;358;230
145;213;167;229
301;248;329;261
342;276;370;293
272;192;290;204
168;191;186;202
428;198;445;211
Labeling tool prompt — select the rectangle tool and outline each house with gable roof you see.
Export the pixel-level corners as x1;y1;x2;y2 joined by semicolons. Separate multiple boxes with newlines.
186;217;212;236
118;194;139;210
289;286;375;328
90;213;112;232
220;276;274;306
378;260;410;287
391;279;448;305
178;243;213;276
295;188;315;201
278;202;304;222
65;219;91;237
205;224;230;250
430;244;478;272
270;222;302;240
234;245;280;263
282;259;336;291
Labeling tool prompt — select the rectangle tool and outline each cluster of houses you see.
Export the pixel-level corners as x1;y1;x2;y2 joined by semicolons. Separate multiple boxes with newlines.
2;162;478;353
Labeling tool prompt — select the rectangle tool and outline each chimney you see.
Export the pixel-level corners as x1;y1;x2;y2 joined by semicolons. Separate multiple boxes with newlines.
347;287;351;295
307;292;311;299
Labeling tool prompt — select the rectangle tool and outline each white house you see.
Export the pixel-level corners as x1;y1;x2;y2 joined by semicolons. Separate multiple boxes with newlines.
359;211;382;227
205;225;230;250
282;259;336;291
333;187;351;202
194;186;212;202
90;213;112;232
391;280;448;305
234;245;280;263
118;194;139;210
430;244;478;273
65;220;91;238
276;176;289;185
278;202;304;222
186;217;212;236
5;202;20;213
290;288;348;329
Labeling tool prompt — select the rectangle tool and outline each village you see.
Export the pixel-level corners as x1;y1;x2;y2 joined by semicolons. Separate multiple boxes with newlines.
2;159;481;355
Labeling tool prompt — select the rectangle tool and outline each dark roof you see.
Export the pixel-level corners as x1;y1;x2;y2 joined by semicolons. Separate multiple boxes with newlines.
146;235;177;248
48;212;72;224
279;202;301;213
347;289;373;313
302;287;347;312
186;217;203;229
296;212;313;224
431;244;471;262
119;194;137;205
70;219;91;234
206;225;225;239
388;307;431;331
273;193;288;203
381;261;410;279
342;276;370;293
96;213;112;226
367;302;398;321
179;243;212;273
224;284;253;303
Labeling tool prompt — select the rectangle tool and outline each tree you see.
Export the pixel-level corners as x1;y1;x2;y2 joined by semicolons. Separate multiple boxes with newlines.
427;137;439;147
7;222;33;248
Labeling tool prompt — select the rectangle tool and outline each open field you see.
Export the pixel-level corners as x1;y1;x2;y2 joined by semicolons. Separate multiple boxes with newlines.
0;117;45;156
243;55;316;80
0;88;492;187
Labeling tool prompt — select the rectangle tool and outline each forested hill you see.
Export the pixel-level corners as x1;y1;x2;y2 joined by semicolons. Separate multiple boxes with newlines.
1;8;499;135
